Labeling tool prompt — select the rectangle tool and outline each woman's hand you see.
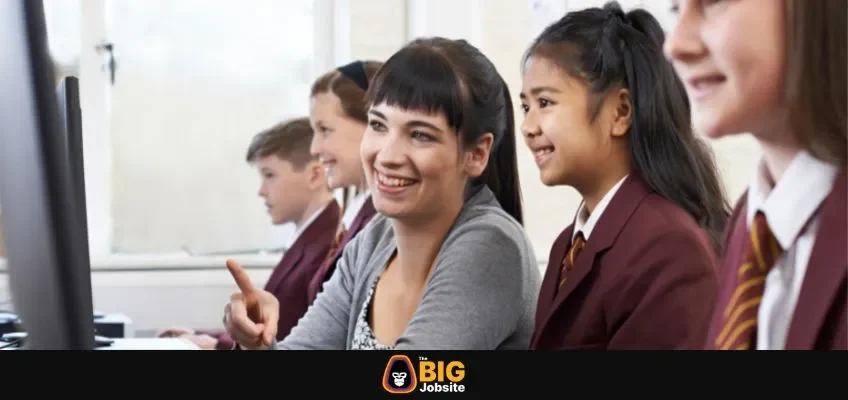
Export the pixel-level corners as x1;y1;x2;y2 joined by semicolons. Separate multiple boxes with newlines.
223;259;279;349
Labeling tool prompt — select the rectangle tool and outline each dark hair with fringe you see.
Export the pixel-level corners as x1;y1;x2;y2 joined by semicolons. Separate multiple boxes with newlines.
364;37;523;224
525;1;730;250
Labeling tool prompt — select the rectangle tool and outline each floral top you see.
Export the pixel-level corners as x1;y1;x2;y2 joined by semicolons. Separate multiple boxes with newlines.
350;278;394;350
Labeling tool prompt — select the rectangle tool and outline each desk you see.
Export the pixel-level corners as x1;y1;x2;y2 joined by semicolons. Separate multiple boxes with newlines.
1;338;199;350
98;338;199;350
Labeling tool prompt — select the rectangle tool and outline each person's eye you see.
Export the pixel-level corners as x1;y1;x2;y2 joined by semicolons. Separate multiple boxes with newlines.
369;120;387;132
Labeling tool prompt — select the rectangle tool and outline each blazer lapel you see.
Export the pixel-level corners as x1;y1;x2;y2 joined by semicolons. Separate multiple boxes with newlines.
265;244;304;292
536;174;652;337
535;226;573;324
331;196;377;264
266;201;341;293
348;197;376;237
785;168;847;349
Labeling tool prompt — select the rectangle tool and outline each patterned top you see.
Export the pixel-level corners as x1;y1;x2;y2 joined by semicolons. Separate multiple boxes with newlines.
350;278;394;350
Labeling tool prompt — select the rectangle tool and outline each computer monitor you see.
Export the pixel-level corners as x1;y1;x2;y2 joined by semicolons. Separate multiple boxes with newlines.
56;76;91;271
0;0;96;349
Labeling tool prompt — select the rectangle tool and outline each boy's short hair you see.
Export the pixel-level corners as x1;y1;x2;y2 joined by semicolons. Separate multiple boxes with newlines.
245;117;316;170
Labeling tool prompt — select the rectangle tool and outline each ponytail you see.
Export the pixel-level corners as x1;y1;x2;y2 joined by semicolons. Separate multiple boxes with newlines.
476;78;524;225
526;1;731;250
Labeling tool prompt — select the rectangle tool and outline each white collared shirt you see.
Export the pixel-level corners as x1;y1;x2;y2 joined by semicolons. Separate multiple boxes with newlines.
284;201;333;249
342;191;371;230
572;175;629;243
747;151;838;350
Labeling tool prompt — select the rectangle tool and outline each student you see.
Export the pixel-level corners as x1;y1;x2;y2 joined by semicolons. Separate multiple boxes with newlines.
159;118;340;349
221;37;541;350
306;60;383;305
666;0;846;350
522;2;729;349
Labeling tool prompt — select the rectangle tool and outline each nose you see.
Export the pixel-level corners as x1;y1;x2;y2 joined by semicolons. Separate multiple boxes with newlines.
520;108;542;139
310;133;323;158
663;5;706;63
375;132;407;168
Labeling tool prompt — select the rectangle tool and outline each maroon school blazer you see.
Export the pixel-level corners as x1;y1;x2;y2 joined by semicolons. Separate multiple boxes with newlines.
532;173;720;350
306;196;377;304
705;168;847;350
204;200;341;349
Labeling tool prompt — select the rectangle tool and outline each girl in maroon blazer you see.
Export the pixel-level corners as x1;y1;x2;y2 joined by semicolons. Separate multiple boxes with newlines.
666;1;846;350
306;60;383;303
521;2;730;349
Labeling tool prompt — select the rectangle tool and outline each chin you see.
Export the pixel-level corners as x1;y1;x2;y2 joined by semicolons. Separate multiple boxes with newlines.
538;169;565;187
372;200;400;218
692;107;746;140
374;197;417;220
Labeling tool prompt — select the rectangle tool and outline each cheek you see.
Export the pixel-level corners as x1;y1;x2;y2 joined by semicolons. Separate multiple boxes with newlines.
542;109;591;154
700;8;786;136
416;152;454;183
359;134;380;167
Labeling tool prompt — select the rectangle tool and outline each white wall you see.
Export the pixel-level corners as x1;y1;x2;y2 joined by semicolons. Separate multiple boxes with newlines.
1;0;760;334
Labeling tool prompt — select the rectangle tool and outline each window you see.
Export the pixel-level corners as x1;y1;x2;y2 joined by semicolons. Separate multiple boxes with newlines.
43;0;332;259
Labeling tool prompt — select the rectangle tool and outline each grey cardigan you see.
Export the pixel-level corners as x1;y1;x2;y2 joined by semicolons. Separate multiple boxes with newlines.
275;186;541;350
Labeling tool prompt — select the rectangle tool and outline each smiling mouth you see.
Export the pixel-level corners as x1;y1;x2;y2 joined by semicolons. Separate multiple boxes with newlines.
376;171;417;188
687;74;727;100
531;145;554;166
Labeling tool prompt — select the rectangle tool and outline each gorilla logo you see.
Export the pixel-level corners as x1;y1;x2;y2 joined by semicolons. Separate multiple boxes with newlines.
382;355;417;394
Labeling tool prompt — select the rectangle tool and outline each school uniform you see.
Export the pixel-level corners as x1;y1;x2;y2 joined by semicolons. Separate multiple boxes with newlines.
706;152;846;350
306;192;378;304
202;200;341;349
532;172;719;350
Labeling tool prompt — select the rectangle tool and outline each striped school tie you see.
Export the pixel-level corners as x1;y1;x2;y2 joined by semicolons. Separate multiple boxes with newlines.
559;232;586;290
325;225;347;260
714;211;783;350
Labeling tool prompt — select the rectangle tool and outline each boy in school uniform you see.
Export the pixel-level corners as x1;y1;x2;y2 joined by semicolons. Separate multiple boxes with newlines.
160;117;340;349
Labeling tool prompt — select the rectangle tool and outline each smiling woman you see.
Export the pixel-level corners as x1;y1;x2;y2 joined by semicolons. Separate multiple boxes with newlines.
221;37;542;351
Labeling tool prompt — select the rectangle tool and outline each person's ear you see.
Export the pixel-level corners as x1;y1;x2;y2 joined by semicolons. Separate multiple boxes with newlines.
463;133;494;178
306;160;326;190
609;87;632;137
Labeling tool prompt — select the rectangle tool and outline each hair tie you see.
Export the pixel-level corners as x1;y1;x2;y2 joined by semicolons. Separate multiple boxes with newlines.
337;61;369;91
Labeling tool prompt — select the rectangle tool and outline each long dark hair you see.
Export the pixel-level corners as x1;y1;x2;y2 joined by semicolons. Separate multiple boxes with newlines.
365;37;524;224
525;1;730;249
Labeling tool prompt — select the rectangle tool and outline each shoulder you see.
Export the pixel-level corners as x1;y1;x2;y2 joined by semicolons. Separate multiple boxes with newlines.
335;214;394;275
445;201;532;254
616;193;717;266
632;194;710;243
436;202;540;287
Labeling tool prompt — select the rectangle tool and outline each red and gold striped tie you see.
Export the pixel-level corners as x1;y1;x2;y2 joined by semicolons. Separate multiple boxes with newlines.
714;211;783;350
325;225;347;260
559;232;586;289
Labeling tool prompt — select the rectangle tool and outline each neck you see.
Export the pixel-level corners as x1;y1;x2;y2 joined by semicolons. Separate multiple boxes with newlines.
753;115;802;183
390;194;464;287
758;140;801;184
579;154;631;215
294;191;333;229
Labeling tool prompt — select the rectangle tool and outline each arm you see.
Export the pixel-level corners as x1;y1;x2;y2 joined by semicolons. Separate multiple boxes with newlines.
193;329;234;350
394;221;531;350
274;238;360;350
606;231;719;349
